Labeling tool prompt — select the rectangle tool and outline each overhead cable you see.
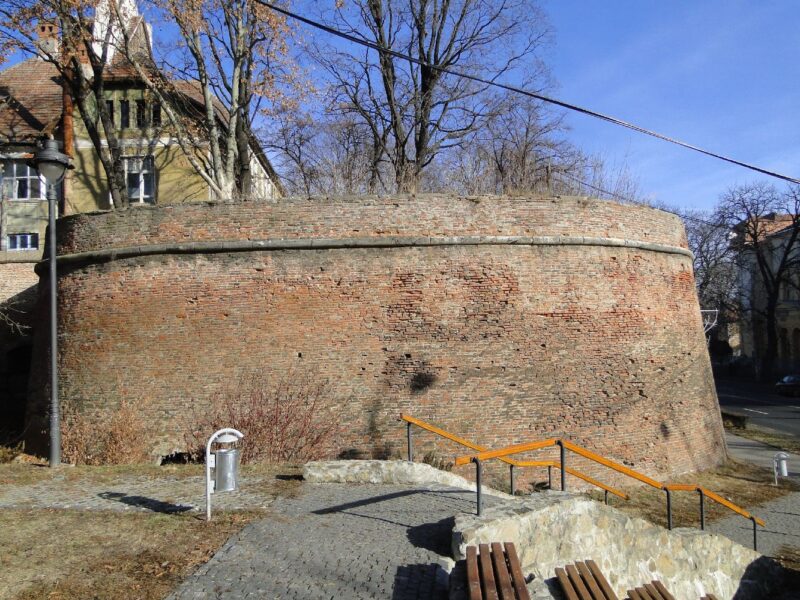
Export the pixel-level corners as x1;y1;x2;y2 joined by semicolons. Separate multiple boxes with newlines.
256;1;800;186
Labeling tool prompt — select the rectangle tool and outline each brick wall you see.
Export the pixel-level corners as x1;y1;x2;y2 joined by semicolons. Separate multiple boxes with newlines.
26;195;725;482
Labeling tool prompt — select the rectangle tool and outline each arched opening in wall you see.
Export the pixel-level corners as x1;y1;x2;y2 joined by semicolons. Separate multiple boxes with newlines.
1;344;32;443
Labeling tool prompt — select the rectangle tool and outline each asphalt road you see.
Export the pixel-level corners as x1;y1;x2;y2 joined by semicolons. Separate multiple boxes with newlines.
716;376;800;439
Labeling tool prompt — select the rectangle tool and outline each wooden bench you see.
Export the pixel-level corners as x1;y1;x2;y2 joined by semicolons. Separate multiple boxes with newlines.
625;581;677;600
556;560;718;600
465;542;531;600
555;560;621;600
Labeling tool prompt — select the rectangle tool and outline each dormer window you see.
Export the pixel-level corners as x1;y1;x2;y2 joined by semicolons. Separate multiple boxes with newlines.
105;100;115;127
136;99;147;128
120;100;130;128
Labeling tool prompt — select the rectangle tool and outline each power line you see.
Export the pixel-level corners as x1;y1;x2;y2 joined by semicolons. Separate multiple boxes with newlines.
256;1;800;187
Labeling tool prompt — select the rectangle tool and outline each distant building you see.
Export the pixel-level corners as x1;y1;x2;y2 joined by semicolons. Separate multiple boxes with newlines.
734;213;800;374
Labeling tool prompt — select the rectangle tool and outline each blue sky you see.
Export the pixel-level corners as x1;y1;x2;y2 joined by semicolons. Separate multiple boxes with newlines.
543;0;800;212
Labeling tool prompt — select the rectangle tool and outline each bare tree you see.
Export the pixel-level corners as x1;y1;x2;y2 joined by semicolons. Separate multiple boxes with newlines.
0;0;134;207
682;210;738;314
718;182;800;379
307;0;552;193
116;0;296;200
265;110;384;196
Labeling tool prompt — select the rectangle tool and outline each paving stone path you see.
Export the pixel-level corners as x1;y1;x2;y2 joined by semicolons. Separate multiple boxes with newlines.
167;483;497;600
707;433;800;561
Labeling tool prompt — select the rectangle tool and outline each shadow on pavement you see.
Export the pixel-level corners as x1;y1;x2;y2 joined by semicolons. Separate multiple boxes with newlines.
406;516;454;556
391;563;448;600
312;489;421;514
98;491;193;514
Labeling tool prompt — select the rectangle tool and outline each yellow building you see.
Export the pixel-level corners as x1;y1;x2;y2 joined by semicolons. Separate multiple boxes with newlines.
0;9;281;262
0;6;281;437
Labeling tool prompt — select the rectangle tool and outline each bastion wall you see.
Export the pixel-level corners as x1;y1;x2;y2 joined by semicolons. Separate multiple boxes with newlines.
26;195;726;480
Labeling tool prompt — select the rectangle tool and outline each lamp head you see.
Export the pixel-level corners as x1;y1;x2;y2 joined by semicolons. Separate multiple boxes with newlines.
34;138;72;185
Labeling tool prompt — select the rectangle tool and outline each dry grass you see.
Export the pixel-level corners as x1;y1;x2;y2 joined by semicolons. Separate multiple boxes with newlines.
3;509;258;600
0;462;303;600
725;426;800;454
589;459;799;529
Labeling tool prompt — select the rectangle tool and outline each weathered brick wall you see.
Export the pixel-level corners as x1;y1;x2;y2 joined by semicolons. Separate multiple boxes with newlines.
27;195;725;482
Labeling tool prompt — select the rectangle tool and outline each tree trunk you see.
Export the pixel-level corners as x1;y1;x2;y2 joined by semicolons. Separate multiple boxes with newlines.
761;302;779;381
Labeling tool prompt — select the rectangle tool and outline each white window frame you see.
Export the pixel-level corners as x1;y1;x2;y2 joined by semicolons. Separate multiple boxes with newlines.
1;161;46;200
8;232;39;251
123;155;156;205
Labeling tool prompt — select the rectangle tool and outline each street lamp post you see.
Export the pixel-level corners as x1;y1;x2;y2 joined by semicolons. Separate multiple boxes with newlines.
33;138;71;468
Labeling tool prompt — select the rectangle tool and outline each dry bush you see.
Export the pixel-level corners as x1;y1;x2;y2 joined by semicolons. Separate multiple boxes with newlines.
184;371;339;464
61;399;152;465
0;443;22;464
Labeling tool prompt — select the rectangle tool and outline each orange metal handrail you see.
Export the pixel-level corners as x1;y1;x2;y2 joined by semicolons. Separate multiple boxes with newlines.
454;436;766;539
400;415;627;500
665;483;766;527
561;440;664;489
454;439;558;466
400;414;524;467
400;414;763;547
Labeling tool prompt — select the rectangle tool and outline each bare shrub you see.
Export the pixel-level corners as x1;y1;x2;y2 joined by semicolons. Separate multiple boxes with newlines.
421;451;453;472
61;399;152;465
184;371;339;464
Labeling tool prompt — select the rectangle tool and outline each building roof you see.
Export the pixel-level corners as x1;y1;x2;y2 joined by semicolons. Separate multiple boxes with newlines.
0;55;282;194
0;58;62;144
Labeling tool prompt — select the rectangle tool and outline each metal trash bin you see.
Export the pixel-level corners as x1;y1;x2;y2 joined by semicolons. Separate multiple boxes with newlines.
214;448;240;492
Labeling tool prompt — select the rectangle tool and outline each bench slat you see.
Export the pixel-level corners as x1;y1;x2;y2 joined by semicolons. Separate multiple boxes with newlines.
490;542;515;600
478;544;500;600
627;590;644;600
643;583;664;600
504;543;531;600
566;564;593;600
555;567;581;600
466;545;483;600
575;561;609;600
586;560;619;600
652;581;676;600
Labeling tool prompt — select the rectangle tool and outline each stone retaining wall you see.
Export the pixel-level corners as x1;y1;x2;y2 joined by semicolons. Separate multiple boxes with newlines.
453;495;780;600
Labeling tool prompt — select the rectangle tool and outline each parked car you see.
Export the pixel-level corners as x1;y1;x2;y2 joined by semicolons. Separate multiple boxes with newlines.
776;375;800;396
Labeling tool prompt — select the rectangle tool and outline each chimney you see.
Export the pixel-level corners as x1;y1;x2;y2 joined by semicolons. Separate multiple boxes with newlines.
36;21;60;58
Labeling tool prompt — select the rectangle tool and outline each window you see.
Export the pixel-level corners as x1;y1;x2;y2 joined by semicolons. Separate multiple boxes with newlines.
136;99;147;128
152;102;162;127
2;161;44;200
105;100;115;126
124;156;155;204
120;100;130;128
8;233;39;251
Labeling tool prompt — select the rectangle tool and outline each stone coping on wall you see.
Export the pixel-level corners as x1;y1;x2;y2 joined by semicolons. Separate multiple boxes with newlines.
52;195;690;258
303;459;513;500
36;234;693;274
453;495;781;600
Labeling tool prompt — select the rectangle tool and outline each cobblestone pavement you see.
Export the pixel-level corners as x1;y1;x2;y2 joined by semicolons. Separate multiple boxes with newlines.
167;483;496;600
707;492;800;559
0;472;277;513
